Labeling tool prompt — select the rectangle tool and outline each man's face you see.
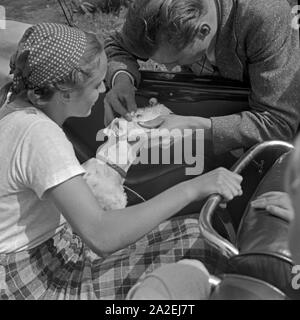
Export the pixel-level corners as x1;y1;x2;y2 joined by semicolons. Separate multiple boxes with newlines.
151;37;210;71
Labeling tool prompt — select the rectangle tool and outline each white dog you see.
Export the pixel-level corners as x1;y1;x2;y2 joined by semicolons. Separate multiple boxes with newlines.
82;100;172;210
82;157;127;210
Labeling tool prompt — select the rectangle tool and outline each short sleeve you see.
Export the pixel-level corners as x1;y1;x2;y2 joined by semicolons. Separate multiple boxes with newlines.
16;120;85;199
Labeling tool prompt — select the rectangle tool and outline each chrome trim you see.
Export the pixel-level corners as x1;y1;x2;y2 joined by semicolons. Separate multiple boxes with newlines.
230;141;294;174
209;275;222;288
124;185;147;202
199;141;294;258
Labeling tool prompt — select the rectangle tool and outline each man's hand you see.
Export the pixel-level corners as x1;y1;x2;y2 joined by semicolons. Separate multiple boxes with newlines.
251;192;294;222
104;73;137;126
139;114;212;131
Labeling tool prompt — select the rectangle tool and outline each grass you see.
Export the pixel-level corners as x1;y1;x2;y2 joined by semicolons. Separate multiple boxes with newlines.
1;0;67;24
2;0;165;70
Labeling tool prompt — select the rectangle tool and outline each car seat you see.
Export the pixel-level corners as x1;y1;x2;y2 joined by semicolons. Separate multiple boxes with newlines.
199;140;300;299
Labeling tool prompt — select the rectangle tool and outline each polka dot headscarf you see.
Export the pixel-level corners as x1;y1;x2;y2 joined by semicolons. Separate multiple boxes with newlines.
9;23;87;95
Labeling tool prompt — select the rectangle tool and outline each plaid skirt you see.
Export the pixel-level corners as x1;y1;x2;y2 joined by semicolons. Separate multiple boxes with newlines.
0;214;228;300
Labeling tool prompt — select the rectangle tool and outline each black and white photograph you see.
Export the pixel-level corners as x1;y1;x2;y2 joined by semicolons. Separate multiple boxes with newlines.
0;0;300;306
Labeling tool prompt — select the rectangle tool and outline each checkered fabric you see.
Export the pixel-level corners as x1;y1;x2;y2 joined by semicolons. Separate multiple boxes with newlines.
9;23;87;96
0;214;228;300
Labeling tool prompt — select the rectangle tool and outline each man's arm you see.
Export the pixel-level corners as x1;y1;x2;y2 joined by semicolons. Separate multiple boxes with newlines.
105;32;142;88
104;27;148;123
104;4;151;89
210;1;300;155
103;5;153;123
104;30;144;124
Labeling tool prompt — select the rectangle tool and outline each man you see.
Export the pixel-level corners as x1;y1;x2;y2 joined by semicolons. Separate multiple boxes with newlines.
104;0;300;155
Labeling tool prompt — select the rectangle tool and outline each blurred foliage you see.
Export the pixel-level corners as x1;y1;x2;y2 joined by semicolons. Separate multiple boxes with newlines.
4;0;165;71
71;0;134;15
97;0;134;14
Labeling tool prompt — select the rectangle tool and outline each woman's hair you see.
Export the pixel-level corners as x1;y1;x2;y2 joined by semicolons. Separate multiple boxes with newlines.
53;32;104;93
126;0;208;56
0;31;104;107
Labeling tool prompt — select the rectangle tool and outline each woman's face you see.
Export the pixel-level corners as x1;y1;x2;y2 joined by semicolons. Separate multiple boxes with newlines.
70;51;107;118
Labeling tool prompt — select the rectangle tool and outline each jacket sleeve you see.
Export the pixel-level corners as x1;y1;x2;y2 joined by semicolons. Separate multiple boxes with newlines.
104;6;150;88
104;33;142;88
211;1;300;155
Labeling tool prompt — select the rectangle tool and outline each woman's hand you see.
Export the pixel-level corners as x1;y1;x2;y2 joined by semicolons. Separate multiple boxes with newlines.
186;168;243;202
104;74;137;125
251;192;294;222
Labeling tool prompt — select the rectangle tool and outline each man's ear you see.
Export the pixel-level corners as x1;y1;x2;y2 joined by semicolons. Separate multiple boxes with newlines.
199;24;211;40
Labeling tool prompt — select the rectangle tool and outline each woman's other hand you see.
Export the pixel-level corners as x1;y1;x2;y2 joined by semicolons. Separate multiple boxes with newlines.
186;167;243;202
104;73;137;125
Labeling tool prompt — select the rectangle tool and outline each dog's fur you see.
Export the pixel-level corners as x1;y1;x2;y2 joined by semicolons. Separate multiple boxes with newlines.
82;158;128;210
83;103;172;211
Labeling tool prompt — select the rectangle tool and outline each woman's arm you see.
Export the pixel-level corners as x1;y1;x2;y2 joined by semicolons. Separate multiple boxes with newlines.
47;175;191;256
46;168;242;257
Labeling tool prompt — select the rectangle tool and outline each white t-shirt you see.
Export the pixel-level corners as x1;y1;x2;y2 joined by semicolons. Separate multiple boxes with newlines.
0;101;85;253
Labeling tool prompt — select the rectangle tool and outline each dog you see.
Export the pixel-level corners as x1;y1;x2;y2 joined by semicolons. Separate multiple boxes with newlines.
83;100;172;210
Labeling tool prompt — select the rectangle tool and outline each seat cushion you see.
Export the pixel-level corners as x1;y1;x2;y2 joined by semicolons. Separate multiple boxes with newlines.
236;153;291;257
210;274;287;300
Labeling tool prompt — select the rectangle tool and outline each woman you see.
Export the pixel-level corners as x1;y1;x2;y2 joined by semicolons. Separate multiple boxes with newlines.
0;23;243;300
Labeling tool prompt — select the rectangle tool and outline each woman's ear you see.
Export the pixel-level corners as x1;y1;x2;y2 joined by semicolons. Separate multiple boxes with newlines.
56;90;75;106
27;89;48;107
61;91;71;103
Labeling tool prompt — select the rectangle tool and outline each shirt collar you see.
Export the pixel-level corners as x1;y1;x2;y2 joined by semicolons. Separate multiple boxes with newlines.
214;0;235;67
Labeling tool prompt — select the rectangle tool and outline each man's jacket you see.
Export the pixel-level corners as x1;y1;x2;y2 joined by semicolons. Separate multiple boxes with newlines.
105;0;300;155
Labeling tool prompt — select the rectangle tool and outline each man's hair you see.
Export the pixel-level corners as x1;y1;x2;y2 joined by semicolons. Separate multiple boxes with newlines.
126;0;208;55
